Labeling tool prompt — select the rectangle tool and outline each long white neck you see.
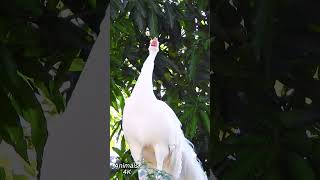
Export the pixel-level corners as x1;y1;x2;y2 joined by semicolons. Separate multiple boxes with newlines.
131;52;157;100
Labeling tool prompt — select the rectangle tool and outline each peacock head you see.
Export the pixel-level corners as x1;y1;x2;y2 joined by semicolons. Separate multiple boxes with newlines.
148;37;159;55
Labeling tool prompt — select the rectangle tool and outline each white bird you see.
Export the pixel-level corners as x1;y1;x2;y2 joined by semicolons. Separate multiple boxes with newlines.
122;38;208;180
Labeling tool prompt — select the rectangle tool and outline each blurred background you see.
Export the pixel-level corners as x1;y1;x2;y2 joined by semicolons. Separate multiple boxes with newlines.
213;0;320;179
110;0;210;179
0;0;107;179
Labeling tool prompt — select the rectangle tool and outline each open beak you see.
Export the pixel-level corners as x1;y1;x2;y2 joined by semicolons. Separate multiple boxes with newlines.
150;38;158;47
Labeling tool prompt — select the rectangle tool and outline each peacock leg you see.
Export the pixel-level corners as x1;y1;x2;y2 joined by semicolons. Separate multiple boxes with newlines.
154;144;168;171
128;142;143;164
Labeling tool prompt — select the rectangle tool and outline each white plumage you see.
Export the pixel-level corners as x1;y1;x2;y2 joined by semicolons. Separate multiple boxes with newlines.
122;38;208;180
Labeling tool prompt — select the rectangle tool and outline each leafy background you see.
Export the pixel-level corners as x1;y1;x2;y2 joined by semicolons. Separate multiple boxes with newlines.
0;0;108;179
213;0;320;179
110;0;210;179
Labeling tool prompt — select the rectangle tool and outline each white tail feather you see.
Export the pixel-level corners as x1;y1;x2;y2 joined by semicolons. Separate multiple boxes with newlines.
178;138;208;180
168;131;183;179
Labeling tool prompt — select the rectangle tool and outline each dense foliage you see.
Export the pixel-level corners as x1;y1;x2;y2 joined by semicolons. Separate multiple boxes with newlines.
0;0;107;179
213;0;320;179
110;0;210;179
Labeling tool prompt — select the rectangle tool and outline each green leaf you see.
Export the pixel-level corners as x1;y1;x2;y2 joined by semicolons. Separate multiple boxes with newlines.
188;47;199;81
0;46;47;179
121;135;126;151
23;160;37;177
46;0;60;11
148;10;158;37
178;105;192;124
187;113;198;139
69;58;86;72
158;52;182;74
146;0;162;16
13;175;29;180
133;10;145;32
119;95;125;111
35;80;65;114
135;1;147;18
287;152;315;180
197;0;208;10
0;167;6;180
122;150;132;162
165;2;175;29
112;147;123;157
199;110;210;133
111;0;124;14
0;89;29;164
110;121;120;141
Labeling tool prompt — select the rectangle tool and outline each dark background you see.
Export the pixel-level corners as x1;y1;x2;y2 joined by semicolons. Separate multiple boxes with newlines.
212;0;320;179
0;0;109;179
